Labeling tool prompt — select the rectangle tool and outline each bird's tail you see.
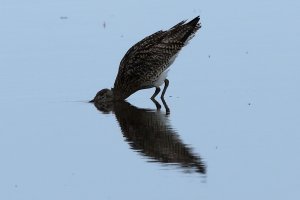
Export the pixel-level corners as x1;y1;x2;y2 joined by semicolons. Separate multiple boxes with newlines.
168;16;201;45
181;16;201;44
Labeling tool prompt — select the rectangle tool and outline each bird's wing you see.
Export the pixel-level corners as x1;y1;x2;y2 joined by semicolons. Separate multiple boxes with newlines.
114;31;183;91
113;17;200;98
118;19;189;71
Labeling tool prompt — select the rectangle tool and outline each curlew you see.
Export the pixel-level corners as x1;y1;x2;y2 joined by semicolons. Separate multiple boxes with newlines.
91;16;201;103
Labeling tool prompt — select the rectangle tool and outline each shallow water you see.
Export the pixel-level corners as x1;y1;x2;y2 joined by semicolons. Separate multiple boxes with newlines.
1;0;300;199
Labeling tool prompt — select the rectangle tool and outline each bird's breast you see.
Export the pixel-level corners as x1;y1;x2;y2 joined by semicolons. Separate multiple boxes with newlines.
153;68;170;87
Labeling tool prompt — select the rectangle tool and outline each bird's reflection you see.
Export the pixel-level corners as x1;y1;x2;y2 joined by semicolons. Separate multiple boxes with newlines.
93;100;206;174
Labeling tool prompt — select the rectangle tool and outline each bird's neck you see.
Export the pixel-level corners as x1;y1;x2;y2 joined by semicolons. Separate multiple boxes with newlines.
111;88;127;101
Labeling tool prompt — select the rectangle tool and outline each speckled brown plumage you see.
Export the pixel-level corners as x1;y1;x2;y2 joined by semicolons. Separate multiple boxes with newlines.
112;16;201;100
90;16;201;103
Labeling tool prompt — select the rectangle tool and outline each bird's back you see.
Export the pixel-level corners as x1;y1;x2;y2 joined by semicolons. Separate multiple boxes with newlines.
113;16;201;100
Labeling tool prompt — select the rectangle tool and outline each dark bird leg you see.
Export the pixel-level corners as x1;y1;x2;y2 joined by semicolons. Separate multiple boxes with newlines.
151;98;162;110
151;87;161;99
161;97;170;115
161;79;169;99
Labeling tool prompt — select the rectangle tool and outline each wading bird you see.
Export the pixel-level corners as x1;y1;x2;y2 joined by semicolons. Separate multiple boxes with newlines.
91;16;201;103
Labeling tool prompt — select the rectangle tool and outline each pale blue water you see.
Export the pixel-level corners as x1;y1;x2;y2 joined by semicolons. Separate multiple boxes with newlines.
1;0;300;199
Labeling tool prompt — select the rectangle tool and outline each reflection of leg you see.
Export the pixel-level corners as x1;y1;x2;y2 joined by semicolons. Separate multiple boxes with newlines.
151;87;161;99
161;97;170;115
161;79;169;99
151;98;161;110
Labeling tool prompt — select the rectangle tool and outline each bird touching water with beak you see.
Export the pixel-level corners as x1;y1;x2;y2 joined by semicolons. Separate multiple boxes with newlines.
90;16;201;103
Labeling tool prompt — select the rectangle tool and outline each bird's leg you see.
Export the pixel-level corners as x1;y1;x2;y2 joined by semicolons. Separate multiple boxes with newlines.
151;87;161;99
161;97;170;115
161;79;169;99
151;98;162;110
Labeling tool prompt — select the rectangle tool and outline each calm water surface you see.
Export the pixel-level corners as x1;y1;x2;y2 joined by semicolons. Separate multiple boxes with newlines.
1;0;300;199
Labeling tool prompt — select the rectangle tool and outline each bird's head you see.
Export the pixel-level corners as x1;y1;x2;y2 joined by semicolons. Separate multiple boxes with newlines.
90;88;114;103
